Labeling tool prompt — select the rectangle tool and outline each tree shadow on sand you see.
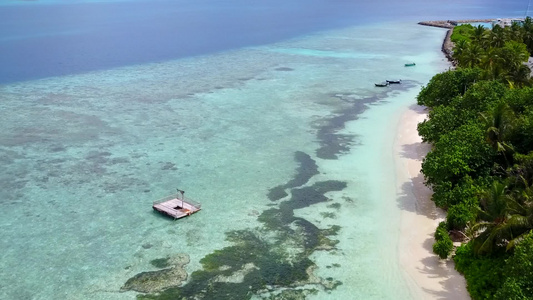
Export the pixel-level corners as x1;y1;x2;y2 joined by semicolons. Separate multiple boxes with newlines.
396;174;468;299
408;103;429;115
400;142;431;161
419;237;469;300
398;104;431;160
396;177;439;220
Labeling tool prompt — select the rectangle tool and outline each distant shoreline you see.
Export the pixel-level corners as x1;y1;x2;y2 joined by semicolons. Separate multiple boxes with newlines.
417;19;496;65
418;19;495;29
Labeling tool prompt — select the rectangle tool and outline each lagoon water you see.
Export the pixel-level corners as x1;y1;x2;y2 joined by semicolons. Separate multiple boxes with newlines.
0;1;527;299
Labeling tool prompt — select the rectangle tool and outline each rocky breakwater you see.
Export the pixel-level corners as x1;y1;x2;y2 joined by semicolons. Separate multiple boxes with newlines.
418;20;455;29
418;19;494;64
418;19;494;65
418;21;456;63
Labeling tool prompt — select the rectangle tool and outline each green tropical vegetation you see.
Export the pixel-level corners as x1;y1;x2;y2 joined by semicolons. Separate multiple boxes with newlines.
433;221;454;259
419;18;533;299
450;22;531;87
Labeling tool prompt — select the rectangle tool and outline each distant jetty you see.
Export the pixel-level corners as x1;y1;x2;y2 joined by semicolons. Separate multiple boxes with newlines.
418;19;496;64
418;19;495;29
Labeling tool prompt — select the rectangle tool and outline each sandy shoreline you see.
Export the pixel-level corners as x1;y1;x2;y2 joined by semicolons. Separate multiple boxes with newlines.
394;104;470;299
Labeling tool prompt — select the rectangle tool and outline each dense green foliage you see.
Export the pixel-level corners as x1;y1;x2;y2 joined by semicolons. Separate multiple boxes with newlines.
495;231;533;299
455;232;533;299
450;22;531;87
450;24;475;43
422;122;494;187
454;243;507;299
433;222;453;258
417;68;481;109
418;19;533;299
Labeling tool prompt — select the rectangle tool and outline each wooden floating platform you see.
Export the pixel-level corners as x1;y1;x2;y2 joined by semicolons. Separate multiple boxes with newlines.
152;195;201;220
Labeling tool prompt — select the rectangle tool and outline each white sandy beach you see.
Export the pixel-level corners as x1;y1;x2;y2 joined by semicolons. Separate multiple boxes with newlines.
395;104;470;300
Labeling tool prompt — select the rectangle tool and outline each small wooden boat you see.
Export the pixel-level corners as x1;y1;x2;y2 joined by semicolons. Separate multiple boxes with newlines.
375;82;389;87
405;63;416;67
386;79;402;84
152;189;201;220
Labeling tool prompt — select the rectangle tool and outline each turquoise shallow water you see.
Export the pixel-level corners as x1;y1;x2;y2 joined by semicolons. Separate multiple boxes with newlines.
1;21;449;299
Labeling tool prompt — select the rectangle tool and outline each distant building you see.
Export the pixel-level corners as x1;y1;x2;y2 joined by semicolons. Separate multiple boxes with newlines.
492;18;525;27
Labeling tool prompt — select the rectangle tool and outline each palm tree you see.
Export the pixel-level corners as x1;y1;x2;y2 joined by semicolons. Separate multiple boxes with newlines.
522;17;533;52
472;177;533;255
472;25;488;47
505;64;531;88
508;22;524;42
499;41;531;87
489;25;507;48
503;41;530;70
523;16;533;32
479;101;516;167
472;180;513;254
480;47;503;79
460;43;483;67
452;40;468;64
505;177;533;249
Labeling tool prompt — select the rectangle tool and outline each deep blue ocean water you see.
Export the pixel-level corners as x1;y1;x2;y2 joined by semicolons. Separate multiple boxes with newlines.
0;0;528;84
0;1;530;299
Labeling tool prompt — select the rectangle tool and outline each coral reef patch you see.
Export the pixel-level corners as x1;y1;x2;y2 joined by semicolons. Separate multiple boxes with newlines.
127;153;345;299
121;254;189;293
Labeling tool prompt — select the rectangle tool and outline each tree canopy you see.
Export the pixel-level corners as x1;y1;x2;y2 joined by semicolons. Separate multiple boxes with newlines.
450;21;531;87
419;18;533;300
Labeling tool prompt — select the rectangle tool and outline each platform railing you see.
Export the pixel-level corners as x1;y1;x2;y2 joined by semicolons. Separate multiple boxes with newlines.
153;194;202;209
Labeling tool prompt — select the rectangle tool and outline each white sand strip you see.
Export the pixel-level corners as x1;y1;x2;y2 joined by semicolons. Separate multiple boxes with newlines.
394;104;470;299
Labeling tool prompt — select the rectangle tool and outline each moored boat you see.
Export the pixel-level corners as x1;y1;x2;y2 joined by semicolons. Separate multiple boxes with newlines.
386;79;402;84
375;82;389;87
